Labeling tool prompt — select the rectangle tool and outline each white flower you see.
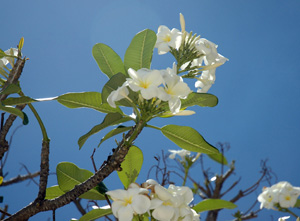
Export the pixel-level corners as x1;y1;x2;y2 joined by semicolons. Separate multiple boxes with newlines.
168;149;191;160
155;25;182;55
277;182;300;208
150;184;180;221
0;48;19;67
195;69;216;93
258;181;300;210
257;187;279;209
107;82;129;108
106;187;151;221
195;38;228;67
278;216;290;221
127;68;163;100
158;64;192;114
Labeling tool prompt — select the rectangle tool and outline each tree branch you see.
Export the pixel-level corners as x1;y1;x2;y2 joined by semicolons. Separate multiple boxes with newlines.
5;120;145;220
0;171;40;187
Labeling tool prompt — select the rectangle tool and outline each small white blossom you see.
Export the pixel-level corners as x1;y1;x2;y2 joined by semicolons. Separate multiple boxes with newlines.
107;82;129;108
127;68;163;100
158;64;192;114
0;48;19;68
155;25;182;55
168;149;191;160
106;187;151;221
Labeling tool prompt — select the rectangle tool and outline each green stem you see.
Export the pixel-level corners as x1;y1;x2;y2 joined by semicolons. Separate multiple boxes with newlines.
285;208;299;219
19;92;49;141
145;124;161;131
182;167;188;186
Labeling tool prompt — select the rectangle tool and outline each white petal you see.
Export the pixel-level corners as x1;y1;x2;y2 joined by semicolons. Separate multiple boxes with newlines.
117;204;134;221
132;195;151;214
152;205;175;221
155;185;172;201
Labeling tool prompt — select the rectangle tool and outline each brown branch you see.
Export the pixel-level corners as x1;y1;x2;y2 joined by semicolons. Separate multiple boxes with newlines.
73;199;86;216
4;120;145;220
36;139;50;201
0;57;27;161
0;171;40;186
0;206;10;219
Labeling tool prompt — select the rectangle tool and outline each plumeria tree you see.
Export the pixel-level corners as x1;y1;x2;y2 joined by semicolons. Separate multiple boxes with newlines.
0;14;299;221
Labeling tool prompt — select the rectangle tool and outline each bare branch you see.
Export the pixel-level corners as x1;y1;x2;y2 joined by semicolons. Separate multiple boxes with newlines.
0;171;40;186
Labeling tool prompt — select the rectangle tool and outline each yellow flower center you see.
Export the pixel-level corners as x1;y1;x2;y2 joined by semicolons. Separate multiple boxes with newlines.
123;196;133;206
163;201;172;206
163;35;171;43
140;81;150;89
285;195;291;201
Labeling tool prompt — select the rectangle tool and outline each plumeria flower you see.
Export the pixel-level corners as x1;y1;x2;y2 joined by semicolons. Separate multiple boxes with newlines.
155;25;182;55
1;48;19;68
150;184;180;221
195;69;216;93
158;64;192;114
127;68;164;100
257;186;279;209
107;82;129;108
168;149;191;160
106;186;151;221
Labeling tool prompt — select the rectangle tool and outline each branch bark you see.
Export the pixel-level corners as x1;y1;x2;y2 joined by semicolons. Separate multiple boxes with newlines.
5;120;145;220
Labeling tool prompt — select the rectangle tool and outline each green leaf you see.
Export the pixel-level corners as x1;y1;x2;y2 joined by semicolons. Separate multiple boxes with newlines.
117;146;143;189
124;29;156;71
2;96;36;106
92;43;126;78
0;83;21;95
0;104;28;125
0;196;3;203
18;37;24;51
0;49;5;58
193;199;237;212
78;112;132;149
79;208;112;221
207;153;228;165
57;92;122;114
96;182;109;194
101;73;138;107
294;199;300;207
45;185;65;199
181;92;218;109
161;125;219;154
98;125;131;147
101;73;127;104
56;162;106;200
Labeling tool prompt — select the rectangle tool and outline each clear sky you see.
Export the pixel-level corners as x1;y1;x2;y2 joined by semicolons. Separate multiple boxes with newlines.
1;0;300;220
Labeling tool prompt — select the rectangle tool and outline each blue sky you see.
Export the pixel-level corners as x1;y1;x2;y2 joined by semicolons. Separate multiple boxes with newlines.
1;0;300;220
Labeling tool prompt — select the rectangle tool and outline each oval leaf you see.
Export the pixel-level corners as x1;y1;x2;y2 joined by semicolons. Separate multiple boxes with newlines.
2;96;36;106
181;92;218;109
124;29;156;71
78;112;132;149
56;162;106;200
45;185;65;199
0;104;28;125
117;146;143;189
0;83;21;95
161;125;219;154
193;199;237;213
79;208;112;221
92;43;126;78
57;92;121;114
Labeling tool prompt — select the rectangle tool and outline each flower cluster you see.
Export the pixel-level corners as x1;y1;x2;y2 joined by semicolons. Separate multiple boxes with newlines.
106;180;200;221
154;14;228;93
257;181;300;210
107;63;192;114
